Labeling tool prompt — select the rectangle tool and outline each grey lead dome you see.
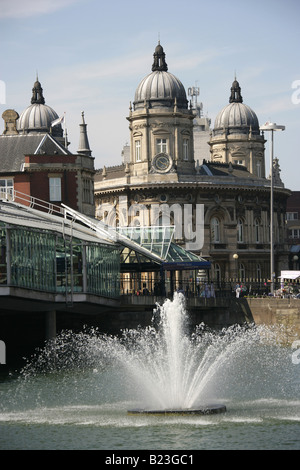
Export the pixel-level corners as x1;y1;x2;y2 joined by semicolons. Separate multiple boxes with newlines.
17;78;63;137
213;79;260;136
133;42;188;110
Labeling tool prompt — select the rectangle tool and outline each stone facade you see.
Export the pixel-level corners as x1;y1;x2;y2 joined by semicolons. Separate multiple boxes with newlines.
94;43;291;287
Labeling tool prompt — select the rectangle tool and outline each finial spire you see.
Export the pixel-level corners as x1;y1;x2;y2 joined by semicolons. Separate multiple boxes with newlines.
78;111;91;156
152;41;168;72
31;76;45;105
229;77;243;103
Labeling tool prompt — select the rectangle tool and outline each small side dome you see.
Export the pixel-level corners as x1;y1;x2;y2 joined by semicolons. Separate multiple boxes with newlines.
133;42;188;110
17;78;63;137
213;79;260;136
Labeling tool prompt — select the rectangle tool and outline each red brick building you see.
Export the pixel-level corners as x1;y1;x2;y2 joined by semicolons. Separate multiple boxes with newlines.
0;79;95;216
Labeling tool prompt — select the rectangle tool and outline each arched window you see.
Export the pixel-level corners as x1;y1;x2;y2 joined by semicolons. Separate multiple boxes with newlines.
211;217;220;242
237;218;244;242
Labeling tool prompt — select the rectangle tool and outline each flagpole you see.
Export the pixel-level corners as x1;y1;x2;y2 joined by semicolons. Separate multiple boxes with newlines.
64;112;67;148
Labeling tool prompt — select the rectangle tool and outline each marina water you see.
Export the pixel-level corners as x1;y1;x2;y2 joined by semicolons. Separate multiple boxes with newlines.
0;293;299;449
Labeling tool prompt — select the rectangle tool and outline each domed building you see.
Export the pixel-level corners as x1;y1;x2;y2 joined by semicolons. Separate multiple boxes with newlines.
0;77;95;216
126;41;195;181
17;77;64;141
209;78;265;178
94;42;291;294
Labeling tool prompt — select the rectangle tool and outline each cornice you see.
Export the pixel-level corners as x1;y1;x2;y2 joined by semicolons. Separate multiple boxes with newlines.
94;179;292;197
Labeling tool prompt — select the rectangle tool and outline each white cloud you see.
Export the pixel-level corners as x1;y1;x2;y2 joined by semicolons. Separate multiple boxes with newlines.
0;0;81;19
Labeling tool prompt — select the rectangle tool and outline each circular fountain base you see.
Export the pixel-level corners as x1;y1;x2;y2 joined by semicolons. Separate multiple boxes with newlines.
128;404;226;416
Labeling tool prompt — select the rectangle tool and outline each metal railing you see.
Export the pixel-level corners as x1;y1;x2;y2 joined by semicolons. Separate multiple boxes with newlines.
120;278;300;299
0;188;65;217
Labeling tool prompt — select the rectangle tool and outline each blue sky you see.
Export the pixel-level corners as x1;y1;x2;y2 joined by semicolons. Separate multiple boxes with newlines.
0;0;299;190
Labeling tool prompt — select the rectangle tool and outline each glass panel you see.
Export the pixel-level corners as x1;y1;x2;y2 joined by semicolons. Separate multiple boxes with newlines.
55;237;84;293
0;226;6;284
156;138;167;154
211;217;220;242
10;227;56;291
2;223;119;298
86;243;120;298
49;177;61;202
135;140;141;162
117;225;174;260
0;179;13;200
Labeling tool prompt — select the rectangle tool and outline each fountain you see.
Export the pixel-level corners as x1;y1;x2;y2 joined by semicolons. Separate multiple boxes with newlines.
1;292;299;450
124;293;227;415
13;292;295;419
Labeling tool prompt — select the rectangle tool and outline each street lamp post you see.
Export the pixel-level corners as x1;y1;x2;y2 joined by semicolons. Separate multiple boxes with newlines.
260;122;285;295
233;253;239;281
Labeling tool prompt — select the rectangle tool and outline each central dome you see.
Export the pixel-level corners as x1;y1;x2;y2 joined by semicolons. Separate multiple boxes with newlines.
133;42;188;110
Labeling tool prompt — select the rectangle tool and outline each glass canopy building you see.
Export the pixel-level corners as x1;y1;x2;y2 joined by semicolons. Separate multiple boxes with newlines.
0;201;120;301
0;192;210;305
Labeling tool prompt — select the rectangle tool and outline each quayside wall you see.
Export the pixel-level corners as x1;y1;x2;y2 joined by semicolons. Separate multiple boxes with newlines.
97;296;300;342
1;296;300;371
245;297;300;343
118;296;300;343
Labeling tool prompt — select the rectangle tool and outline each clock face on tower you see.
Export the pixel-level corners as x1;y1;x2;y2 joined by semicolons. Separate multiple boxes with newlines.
152;153;172;173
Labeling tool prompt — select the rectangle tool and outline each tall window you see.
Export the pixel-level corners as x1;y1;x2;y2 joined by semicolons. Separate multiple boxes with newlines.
239;263;245;280
0;179;13;199
214;263;221;285
83;178;93;204
135;140;141;162
256;160;262;177
237;218;244;242
211;217;220;242
255;218;260;243
256;263;261;280
183;139;189;161
156;138;167;154
49;177;61;202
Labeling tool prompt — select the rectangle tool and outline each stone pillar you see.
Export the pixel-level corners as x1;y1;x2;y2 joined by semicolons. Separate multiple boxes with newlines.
45;310;56;341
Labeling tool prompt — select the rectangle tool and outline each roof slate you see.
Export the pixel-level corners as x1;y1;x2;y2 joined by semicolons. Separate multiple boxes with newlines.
0;133;71;173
